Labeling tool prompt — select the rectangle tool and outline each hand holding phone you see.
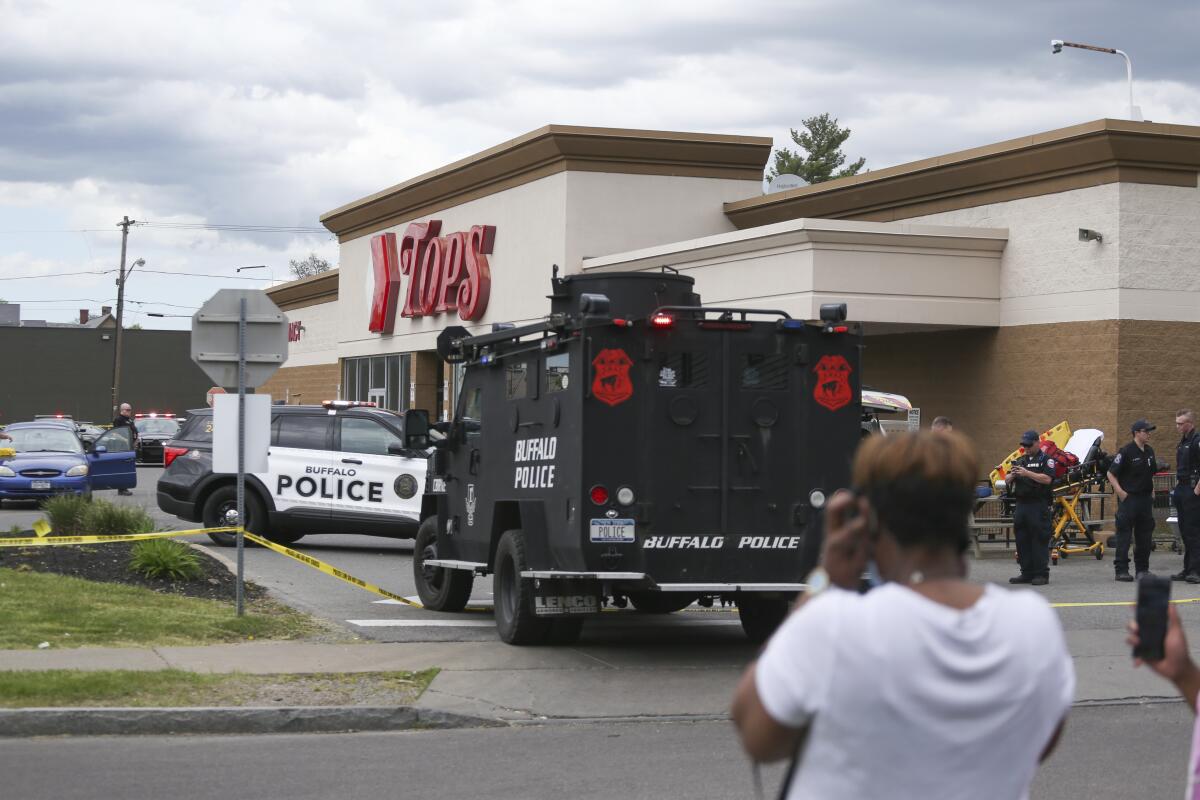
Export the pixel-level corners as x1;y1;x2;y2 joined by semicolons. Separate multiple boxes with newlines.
820;490;872;591
1133;575;1171;662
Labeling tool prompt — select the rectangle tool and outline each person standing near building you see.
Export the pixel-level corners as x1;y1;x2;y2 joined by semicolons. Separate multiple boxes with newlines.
111;402;137;496
1108;419;1160;582
1008;429;1056;586
1174;410;1200;584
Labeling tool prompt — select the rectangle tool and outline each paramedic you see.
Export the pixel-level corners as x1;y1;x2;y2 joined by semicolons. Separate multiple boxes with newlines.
1108;419;1160;582
1174;410;1200;584
1008;429;1056;586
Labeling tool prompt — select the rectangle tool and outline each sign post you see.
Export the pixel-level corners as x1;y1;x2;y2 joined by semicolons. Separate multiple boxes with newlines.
191;289;288;615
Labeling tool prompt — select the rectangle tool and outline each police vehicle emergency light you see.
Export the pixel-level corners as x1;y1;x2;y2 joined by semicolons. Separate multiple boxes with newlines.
413;270;861;645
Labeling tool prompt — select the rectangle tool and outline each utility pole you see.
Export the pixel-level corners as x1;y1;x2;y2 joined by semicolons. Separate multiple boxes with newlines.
110;216;135;416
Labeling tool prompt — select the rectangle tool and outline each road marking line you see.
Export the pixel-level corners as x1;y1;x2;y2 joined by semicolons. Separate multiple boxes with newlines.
1052;598;1200;609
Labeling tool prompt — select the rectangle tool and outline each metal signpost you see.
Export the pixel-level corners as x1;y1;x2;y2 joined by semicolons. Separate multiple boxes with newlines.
191;289;288;615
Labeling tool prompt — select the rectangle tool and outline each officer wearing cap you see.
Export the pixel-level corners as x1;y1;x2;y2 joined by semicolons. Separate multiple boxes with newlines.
1108;419;1161;581
1008;429;1056;586
1174;409;1200;583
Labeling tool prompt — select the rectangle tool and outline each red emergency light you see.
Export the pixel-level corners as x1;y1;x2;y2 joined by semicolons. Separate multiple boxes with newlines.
649;312;674;330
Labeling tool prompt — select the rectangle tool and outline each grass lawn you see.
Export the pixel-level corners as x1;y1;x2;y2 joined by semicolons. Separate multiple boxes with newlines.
0;669;440;708
0;567;325;649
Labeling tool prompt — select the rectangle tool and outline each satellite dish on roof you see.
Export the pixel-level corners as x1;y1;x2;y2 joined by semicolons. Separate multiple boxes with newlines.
768;173;809;193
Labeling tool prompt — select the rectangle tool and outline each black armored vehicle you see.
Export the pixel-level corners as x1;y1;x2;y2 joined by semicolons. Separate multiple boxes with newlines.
413;271;861;645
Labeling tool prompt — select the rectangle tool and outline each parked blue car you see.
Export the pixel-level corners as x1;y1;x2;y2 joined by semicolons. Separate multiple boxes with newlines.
0;421;136;505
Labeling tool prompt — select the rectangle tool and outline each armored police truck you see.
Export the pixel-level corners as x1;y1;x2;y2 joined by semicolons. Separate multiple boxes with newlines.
412;271;861;645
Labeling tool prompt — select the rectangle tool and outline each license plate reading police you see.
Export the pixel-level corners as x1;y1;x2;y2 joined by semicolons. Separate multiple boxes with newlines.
30;481;51;490
590;519;635;543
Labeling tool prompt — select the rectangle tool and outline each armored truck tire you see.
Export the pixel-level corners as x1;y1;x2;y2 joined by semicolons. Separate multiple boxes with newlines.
493;529;552;645
202;486;304;547
737;594;794;643
627;592;699;614
413;516;474;612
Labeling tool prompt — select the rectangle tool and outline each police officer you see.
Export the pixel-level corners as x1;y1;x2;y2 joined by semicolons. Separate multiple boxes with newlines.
1008;429;1056;586
1173;409;1200;583
111;403;137;496
1108;419;1160;581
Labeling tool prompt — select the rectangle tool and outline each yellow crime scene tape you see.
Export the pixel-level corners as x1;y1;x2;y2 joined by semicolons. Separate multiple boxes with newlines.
0;526;239;548
239;530;421;608
0;520;424;609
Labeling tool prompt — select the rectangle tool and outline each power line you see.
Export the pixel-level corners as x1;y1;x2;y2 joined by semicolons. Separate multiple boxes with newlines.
135;221;328;234
0;269;113;281
1;298;199;309
138;269;273;281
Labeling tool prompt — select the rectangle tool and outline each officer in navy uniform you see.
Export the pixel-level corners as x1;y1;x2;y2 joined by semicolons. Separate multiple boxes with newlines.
1107;419;1160;582
1008;429;1056;586
1173;409;1200;583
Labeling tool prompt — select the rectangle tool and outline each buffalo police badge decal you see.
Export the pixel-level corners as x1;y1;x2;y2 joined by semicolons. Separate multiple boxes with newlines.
591;348;634;407
394;474;419;499
812;355;852;411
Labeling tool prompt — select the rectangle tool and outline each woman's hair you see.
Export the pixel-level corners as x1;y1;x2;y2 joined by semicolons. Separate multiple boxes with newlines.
852;431;978;554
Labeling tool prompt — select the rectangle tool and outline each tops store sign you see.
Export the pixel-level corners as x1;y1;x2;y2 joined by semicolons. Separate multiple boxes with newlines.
369;219;495;333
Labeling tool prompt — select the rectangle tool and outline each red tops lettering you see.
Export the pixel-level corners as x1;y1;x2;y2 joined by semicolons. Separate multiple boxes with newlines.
369;220;495;333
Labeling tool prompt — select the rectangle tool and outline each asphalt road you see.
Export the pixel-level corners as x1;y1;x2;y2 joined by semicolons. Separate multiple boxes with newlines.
1;702;1190;800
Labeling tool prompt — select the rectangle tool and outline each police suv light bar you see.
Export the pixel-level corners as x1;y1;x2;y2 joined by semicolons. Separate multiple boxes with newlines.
322;400;377;409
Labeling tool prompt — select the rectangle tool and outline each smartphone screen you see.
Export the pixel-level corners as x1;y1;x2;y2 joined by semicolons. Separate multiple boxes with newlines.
1134;575;1171;661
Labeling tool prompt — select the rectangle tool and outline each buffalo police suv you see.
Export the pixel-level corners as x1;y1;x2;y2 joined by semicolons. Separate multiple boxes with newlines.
156;401;433;546
413;270;861;646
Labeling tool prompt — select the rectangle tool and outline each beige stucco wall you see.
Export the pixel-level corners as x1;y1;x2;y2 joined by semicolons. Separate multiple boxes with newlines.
902;181;1200;326
580;218;1007;327
334;170;763;356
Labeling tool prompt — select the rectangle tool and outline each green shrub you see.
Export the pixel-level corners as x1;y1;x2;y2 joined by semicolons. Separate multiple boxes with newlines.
83;502;155;536
42;495;93;536
128;539;204;581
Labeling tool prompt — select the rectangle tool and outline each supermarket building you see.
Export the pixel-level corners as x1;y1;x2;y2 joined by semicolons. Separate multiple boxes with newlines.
260;118;1200;466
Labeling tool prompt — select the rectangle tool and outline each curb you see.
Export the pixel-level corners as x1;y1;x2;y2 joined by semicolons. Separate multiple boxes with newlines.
0;705;507;737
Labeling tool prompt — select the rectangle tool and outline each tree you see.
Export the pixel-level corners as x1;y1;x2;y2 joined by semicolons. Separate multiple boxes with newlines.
128;323;143;330
767;113;866;184
289;253;331;279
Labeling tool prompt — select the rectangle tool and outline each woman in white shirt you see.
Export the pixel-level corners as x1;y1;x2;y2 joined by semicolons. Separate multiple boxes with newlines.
732;431;1073;800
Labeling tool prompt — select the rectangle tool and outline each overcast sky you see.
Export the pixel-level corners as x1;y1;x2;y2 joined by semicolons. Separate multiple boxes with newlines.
2;0;1198;329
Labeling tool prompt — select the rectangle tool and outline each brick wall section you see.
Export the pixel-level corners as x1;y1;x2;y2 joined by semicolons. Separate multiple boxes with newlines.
862;321;1120;471
1117;320;1200;445
258;363;341;406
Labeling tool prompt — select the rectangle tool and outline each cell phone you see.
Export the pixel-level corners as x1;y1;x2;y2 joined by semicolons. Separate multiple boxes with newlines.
1134;575;1172;662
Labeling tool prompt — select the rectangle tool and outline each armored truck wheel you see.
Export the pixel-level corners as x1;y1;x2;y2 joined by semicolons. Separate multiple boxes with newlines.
627;592;698;614
413;516;473;612
493;529;551;645
737;594;793;643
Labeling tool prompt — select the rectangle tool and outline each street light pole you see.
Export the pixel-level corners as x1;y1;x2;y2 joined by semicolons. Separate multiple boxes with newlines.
110;216;140;415
1051;39;1140;120
236;264;274;286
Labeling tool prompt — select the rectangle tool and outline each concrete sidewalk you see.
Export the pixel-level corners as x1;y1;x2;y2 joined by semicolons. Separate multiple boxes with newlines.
0;632;1185;724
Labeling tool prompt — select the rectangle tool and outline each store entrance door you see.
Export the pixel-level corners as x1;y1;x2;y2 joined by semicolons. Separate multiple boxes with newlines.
368;388;386;408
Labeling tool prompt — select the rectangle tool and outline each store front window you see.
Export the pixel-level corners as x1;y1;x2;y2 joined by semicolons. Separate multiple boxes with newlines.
342;354;410;411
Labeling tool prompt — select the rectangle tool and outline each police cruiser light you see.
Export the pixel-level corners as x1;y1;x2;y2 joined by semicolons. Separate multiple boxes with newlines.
649;312;674;329
590;485;609;505
322;400;377;409
808;489;827;509
616;486;635;506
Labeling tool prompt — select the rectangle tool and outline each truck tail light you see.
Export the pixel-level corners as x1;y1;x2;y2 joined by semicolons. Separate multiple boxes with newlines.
616;486;635;506
590;485;609;505
649;312;674;330
163;446;189;467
